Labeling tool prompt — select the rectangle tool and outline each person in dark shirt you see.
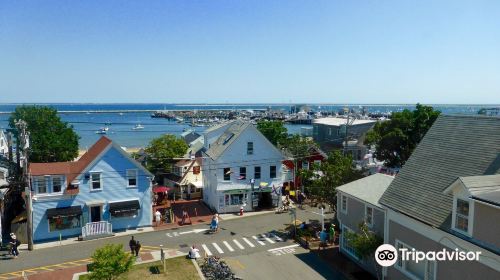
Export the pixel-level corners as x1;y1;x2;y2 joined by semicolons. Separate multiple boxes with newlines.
129;236;136;254
134;241;141;257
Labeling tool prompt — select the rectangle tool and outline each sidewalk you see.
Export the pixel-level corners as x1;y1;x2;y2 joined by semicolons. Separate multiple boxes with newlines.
218;209;275;221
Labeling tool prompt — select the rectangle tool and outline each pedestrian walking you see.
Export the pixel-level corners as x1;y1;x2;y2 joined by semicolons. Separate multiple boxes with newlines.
329;224;336;244
155;209;162;226
129;236;136;254
318;229;328;251
134;241;141;257
9;233;20;258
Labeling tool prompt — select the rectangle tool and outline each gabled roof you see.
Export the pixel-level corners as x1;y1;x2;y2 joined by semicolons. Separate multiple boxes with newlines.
456;175;500;206
337;173;394;207
380;115;500;229
181;130;202;144
30;136;113;184
205;121;251;160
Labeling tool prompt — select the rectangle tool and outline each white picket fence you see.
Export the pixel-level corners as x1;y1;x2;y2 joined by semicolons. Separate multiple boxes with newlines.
82;221;112;239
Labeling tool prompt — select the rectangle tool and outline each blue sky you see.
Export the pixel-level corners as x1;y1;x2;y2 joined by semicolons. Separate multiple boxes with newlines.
1;0;499;104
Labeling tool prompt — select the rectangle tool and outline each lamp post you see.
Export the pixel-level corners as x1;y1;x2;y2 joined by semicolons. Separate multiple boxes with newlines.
250;179;255;210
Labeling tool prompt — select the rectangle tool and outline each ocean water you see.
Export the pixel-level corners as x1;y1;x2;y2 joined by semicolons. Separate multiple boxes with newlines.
0;103;492;149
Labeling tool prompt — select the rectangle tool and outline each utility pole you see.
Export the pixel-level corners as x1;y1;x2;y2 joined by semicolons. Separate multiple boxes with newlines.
15;120;33;251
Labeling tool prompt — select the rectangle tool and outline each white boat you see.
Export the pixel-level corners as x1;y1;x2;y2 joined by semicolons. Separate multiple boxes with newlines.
96;127;109;134
132;124;144;130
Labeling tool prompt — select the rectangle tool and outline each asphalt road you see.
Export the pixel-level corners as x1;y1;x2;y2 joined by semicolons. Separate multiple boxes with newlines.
0;206;334;277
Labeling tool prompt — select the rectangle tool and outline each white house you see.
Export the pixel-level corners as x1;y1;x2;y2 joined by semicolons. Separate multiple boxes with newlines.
202;121;284;213
0;130;8;157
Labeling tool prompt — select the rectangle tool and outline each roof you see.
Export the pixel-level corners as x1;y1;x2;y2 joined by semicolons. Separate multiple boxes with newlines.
336;173;394;207
181;130;202;144
205;120;251;160
380;115;500;229
313;117;376;126
30;136;113;184
459;175;500;206
203;121;233;134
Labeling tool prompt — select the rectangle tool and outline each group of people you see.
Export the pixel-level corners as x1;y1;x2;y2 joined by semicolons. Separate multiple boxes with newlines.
128;236;142;257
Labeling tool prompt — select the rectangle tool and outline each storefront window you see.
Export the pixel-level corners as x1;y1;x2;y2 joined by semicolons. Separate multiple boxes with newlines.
49;215;81;232
111;209;138;218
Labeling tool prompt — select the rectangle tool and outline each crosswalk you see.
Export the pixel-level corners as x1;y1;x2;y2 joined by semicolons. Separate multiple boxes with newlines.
200;233;283;256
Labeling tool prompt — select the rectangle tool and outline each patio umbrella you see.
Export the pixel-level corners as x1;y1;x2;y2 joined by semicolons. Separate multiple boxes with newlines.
153;186;173;193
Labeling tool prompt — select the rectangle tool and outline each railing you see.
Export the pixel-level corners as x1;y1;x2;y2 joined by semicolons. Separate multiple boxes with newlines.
82;221;112;239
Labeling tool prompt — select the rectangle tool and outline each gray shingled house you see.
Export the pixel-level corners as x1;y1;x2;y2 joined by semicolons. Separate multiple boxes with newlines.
336;173;394;277
380;115;500;280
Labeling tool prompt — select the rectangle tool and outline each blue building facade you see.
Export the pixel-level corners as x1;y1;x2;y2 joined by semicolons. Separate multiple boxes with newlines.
29;137;153;243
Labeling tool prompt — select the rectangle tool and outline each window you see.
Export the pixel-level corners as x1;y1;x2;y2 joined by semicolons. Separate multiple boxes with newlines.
49;214;81;232
0;171;5;180
223;168;231;181
365;206;374;226
90;173;102;190
454;198;470;233
247;142;254;155
341;195;348;213
193;166;201;175
302;161;309;170
395;240;426;280
225;193;247;206
239;167;246;179
52;177;63;193
254;166;261;179
341;226;358;259
426;260;437;280
36;177;47;194
126;169;138;187
270;166;276;178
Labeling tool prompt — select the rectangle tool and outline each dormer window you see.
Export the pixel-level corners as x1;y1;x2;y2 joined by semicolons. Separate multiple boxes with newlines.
454;198;469;232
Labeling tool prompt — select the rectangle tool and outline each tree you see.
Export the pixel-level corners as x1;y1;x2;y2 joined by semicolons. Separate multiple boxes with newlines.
9;105;79;162
364;104;440;168
144;134;189;172
345;223;384;279
257;120;288;146
307;151;363;208
88;244;135;280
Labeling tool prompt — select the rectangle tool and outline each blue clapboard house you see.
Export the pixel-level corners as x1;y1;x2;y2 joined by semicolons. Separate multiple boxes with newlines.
29;137;153;243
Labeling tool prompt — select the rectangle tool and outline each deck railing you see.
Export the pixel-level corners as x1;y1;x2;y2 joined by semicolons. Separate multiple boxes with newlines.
82;221;112;239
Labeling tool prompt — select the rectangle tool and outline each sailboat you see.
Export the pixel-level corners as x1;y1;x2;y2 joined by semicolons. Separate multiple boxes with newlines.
132;123;144;130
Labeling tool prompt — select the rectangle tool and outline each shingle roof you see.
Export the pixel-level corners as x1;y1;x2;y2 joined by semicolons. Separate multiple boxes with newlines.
459;175;500;206
205;121;251;160
379;115;500;229
30;136;112;184
181;130;202;144
336;173;394;207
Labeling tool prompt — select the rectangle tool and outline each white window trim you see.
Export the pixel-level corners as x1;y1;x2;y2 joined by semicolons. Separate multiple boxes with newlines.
90;172;103;192
365;205;374;227
451;195;474;237
34;176;49;195
341;194;348;214
340;224;359;260
126;169;138;188
395;239;436;280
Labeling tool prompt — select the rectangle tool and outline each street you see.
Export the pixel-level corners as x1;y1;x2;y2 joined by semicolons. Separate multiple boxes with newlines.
0;207;341;279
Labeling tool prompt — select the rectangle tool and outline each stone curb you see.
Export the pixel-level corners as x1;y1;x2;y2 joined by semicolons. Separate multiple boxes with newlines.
191;259;206;280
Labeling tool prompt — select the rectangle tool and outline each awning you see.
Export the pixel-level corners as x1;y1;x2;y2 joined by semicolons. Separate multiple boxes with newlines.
46;206;82;218
85;200;106;206
109;200;140;214
153;186;174;193
224;189;248;195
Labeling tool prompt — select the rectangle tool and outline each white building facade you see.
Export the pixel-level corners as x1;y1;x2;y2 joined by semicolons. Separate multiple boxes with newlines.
202;121;284;213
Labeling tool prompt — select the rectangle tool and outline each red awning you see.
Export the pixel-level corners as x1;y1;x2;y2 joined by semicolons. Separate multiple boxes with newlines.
153;186;173;193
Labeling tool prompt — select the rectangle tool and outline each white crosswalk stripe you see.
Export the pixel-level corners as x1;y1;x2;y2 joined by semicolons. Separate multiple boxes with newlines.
212;242;224;254
272;233;284;242
202;244;212;256
261;234;275;244
166;233;172;237
173;232;179;237
223;241;235;252
243;237;255;248
252;235;266;246
233;239;245;250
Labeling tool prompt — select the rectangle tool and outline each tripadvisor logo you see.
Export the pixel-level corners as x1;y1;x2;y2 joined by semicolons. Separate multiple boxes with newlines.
374;244;482;267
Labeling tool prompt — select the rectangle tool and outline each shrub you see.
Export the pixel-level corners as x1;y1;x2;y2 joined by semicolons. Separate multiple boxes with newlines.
88;244;135;280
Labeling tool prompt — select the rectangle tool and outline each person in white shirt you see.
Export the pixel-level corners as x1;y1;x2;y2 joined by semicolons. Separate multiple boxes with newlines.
188;245;200;259
155;210;162;226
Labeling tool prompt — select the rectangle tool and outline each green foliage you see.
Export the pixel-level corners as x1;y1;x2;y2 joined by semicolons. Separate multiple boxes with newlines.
144;134;189;172
345;223;383;260
88;244;135;280
280;134;317;158
9;105;79;162
364;104;440;168
256;120;288;146
307;151;363;208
